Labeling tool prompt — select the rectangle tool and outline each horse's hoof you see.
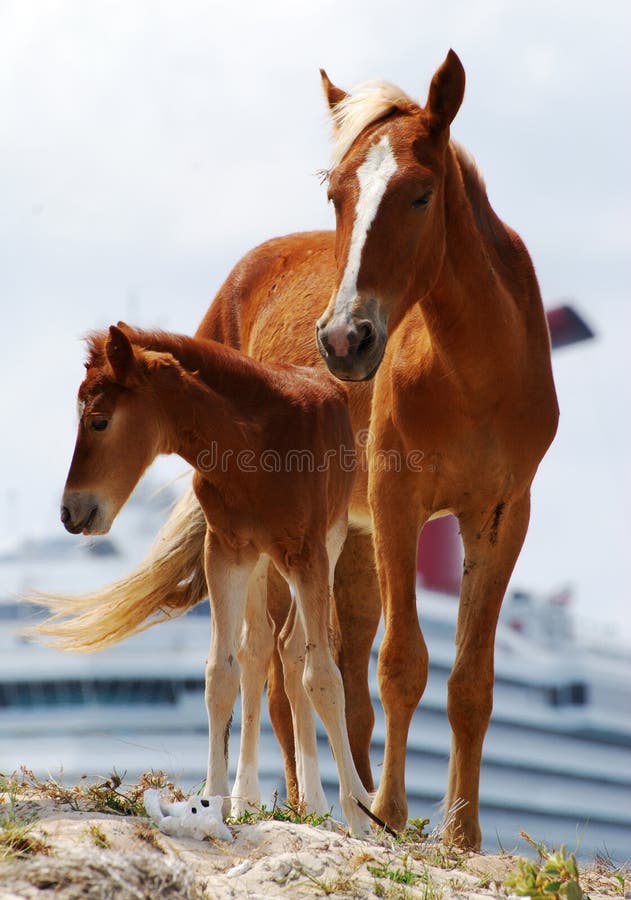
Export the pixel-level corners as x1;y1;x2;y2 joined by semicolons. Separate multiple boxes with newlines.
442;816;482;852
370;792;407;835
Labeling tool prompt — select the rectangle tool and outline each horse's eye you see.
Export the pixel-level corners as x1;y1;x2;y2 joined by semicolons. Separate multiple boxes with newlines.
411;192;432;209
91;419;108;432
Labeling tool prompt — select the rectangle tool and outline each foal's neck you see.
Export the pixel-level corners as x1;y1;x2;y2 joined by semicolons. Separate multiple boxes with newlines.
142;332;275;467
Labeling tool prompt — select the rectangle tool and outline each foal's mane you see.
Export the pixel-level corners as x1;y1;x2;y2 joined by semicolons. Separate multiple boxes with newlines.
329;80;416;167
85;328;210;376
84;326;285;404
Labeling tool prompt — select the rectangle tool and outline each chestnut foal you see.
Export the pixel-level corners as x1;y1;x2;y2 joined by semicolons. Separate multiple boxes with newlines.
44;323;372;835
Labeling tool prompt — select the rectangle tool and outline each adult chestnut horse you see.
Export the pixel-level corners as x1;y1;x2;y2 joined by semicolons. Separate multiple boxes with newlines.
35;50;558;848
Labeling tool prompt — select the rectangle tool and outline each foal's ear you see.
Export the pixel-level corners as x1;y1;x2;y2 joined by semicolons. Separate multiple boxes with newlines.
320;69;348;112
105;324;135;385
426;49;465;134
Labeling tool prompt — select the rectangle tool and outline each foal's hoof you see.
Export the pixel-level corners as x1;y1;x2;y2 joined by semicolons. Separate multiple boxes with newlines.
342;794;375;840
230;797;259;820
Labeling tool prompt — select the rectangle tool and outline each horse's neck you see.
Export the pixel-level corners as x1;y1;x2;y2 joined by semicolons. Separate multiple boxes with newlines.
419;148;529;382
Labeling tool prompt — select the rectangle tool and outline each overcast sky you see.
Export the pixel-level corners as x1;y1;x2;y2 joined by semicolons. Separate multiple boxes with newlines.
1;1;629;642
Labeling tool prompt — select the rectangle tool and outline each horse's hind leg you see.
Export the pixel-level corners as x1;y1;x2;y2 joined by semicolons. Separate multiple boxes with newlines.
444;493;531;850
232;555;275;817
266;565;298;805
331;526;380;792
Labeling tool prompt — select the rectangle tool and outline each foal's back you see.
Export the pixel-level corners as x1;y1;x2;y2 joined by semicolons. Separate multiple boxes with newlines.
117;327;357;545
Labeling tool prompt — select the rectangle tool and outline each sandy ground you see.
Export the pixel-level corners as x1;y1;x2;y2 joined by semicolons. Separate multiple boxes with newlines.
0;795;626;900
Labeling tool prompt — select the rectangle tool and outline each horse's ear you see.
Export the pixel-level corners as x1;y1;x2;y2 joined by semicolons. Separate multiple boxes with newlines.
105;324;135;385
426;49;465;134
320;69;348;113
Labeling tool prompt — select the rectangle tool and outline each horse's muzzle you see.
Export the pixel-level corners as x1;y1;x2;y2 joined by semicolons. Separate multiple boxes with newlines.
316;317;386;381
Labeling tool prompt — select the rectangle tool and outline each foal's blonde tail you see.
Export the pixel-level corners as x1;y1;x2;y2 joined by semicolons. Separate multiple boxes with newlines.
24;487;207;652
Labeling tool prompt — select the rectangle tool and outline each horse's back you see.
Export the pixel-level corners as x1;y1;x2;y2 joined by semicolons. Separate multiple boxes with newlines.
196;231;336;365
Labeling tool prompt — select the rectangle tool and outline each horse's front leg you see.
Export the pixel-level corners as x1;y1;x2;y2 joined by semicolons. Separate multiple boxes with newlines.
331;527;381;793
369;465;427;834
444;492;531;850
203;530;256;818
231;555;275;817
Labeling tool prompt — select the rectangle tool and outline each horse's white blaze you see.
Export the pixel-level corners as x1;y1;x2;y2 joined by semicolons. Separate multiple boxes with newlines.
333;134;398;322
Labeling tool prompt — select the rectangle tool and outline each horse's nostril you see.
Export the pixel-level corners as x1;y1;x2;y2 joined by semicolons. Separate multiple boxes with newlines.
318;330;332;355
356;321;376;353
60;506;71;525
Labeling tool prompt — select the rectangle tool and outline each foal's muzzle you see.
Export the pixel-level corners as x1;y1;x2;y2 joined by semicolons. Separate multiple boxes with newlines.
61;491;105;535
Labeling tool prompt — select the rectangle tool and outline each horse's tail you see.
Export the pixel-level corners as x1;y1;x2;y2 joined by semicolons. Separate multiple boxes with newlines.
24;486;207;652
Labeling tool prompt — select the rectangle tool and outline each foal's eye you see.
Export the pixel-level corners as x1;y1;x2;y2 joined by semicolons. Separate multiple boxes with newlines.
90;419;109;432
411;192;432;209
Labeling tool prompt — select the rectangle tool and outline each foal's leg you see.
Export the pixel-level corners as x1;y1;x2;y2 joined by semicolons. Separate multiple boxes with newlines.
275;517;350;816
266;529;380;805
369;468;427;834
203;531;256;817
443;493;531;850
278;600;329;816
231;555;275;816
291;531;373;836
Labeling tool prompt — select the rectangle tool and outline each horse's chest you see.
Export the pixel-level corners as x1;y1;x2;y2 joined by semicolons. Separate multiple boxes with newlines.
391;383;514;488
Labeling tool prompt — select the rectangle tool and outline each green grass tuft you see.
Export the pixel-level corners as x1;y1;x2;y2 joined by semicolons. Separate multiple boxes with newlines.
227;789;332;827
15;766;185;817
0;776;50;860
504;831;585;900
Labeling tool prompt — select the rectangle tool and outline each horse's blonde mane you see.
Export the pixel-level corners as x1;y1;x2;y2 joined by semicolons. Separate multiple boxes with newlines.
452;140;487;196
329;80;416;167
328;83;491;211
